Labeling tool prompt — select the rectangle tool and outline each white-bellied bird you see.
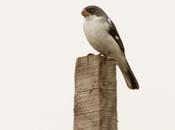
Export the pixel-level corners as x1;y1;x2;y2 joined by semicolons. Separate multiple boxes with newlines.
81;5;139;89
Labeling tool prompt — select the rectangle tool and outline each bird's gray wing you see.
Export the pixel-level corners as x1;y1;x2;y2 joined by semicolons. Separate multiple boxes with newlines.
107;19;125;54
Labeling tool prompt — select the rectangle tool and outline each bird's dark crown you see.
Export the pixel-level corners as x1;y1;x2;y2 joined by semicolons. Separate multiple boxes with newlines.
83;5;109;18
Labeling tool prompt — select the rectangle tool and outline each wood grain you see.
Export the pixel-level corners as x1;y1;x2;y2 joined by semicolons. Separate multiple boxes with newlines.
74;54;117;130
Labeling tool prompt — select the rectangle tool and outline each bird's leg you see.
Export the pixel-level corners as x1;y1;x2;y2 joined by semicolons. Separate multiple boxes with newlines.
106;56;116;61
97;53;103;57
106;56;119;65
105;52;117;61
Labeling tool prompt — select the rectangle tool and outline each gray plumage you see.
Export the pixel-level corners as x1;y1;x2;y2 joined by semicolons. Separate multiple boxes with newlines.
81;5;139;89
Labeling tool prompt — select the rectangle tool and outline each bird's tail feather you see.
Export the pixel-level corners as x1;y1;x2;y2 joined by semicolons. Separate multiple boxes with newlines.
120;60;139;89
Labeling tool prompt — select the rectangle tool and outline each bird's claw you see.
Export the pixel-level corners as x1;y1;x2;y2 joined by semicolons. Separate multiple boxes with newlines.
87;53;94;56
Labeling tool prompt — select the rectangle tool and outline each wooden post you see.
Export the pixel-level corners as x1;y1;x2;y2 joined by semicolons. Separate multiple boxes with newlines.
74;54;117;130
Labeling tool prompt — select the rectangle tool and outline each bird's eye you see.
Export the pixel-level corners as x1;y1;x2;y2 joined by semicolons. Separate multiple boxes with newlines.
90;8;95;13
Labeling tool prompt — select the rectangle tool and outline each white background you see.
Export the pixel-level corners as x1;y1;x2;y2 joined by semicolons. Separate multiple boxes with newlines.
0;0;175;130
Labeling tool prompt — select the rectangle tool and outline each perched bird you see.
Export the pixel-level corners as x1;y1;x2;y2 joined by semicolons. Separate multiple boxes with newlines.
81;5;139;89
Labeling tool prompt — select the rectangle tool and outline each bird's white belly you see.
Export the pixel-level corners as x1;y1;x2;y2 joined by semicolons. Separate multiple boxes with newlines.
85;26;108;54
83;19;122;58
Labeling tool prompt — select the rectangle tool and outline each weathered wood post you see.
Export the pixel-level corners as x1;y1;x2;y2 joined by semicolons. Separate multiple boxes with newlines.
74;54;117;130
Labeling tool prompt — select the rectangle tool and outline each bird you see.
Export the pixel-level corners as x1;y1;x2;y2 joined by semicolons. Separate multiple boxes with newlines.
81;5;139;89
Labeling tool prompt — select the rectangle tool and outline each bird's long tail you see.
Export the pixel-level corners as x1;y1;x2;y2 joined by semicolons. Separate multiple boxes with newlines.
119;60;139;89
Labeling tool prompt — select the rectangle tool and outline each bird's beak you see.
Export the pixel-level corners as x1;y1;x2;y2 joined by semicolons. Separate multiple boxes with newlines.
81;9;90;17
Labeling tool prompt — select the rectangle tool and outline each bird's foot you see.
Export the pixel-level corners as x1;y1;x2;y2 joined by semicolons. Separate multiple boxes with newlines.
87;53;94;56
98;53;103;56
106;56;116;61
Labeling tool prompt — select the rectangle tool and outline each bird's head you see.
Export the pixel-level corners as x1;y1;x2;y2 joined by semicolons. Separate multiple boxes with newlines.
81;5;108;18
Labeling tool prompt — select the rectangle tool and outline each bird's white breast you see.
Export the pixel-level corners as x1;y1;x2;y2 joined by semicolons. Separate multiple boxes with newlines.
83;15;123;58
